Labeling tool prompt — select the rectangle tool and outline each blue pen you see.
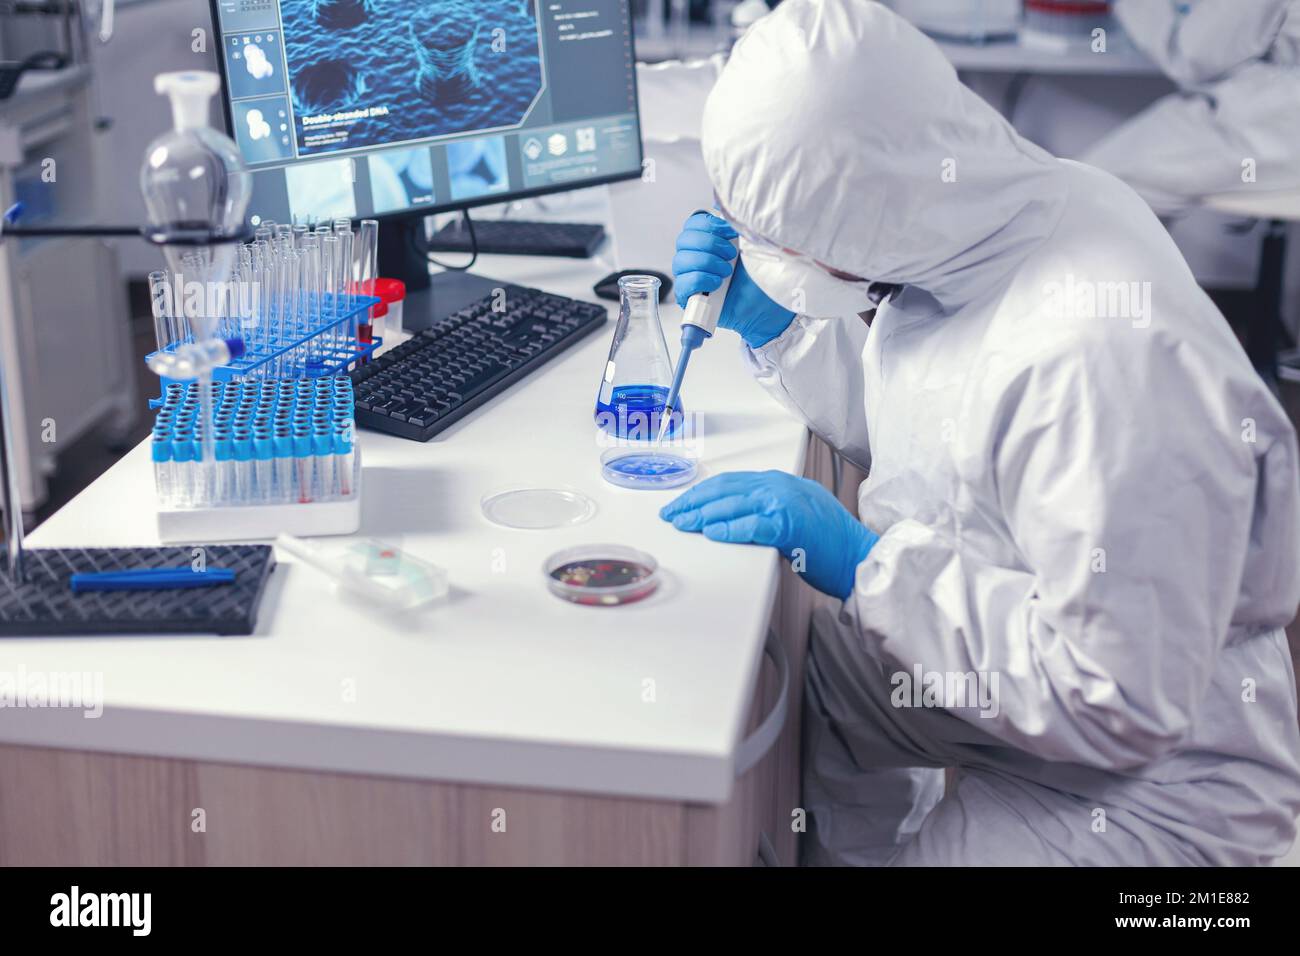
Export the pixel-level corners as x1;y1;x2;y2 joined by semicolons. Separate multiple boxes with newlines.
70;567;236;593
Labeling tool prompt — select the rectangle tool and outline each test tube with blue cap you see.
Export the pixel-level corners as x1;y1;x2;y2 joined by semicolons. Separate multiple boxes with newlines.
151;375;358;509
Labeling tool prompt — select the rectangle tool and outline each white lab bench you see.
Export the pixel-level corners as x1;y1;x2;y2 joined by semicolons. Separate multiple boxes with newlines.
0;197;832;865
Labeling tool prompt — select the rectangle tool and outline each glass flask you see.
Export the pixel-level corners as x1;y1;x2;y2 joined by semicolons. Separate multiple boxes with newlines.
140;71;252;506
594;274;683;440
140;71;252;344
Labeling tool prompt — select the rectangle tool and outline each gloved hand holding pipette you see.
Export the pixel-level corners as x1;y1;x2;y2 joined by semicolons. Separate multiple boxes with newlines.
655;212;796;444
671;212;796;347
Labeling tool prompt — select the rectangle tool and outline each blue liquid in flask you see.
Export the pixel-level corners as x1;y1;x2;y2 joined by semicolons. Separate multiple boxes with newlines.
594;384;684;440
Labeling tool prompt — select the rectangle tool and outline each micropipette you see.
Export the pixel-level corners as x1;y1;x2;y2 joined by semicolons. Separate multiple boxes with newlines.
655;224;738;445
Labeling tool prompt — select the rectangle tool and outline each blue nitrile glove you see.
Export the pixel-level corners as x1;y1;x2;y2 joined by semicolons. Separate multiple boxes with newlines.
671;212;796;348
660;471;879;600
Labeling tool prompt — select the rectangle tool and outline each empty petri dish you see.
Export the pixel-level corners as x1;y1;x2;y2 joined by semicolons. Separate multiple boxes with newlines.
600;447;698;490
544;545;660;606
481;486;597;530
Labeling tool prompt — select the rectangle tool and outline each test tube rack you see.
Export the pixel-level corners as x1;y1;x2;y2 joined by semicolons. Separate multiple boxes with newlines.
152;378;362;544
144;292;383;406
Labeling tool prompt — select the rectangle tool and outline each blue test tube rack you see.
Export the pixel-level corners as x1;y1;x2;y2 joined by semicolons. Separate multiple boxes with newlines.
151;377;364;543
144;292;382;408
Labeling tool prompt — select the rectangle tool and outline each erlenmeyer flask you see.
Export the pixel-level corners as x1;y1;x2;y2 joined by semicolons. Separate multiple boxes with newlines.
594;274;683;440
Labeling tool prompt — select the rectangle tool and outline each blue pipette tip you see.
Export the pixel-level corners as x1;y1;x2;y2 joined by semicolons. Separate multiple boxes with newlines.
657;325;710;445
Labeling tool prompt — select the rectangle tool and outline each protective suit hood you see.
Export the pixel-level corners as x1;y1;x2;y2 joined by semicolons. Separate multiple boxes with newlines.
703;0;1068;311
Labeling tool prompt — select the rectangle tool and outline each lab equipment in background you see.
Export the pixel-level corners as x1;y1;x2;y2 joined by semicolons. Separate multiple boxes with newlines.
1020;0;1114;52
0;0;113;101
141;72;250;339
0;10;136;517
373;278;407;333
890;0;1021;43
152;378;361;543
147;336;245;382
481;486;598;530
140;70;252;512
0;544;274;637
350;284;607;442
148;269;176;353
355;218;379;350
276;533;449;612
601;446;698;489
596;274;683;441
544;544;660;606
425;219;607;259
655;237;736;444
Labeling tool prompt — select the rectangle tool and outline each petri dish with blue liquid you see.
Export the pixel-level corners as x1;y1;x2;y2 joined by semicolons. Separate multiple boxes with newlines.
600;446;698;490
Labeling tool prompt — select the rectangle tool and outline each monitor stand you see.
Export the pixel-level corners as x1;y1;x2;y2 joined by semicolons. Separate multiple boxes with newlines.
377;214;508;334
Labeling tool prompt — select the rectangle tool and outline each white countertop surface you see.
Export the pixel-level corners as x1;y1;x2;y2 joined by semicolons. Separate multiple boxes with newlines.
0;196;808;804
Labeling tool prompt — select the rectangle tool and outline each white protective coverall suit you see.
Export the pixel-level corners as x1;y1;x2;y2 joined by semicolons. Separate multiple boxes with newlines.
702;0;1300;865
1081;0;1300;215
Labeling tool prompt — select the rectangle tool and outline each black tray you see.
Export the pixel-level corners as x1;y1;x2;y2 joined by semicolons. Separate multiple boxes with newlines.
0;545;275;636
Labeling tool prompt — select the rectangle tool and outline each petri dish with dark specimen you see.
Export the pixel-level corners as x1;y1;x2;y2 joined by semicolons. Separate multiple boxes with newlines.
600;447;698;490
544;545;660;606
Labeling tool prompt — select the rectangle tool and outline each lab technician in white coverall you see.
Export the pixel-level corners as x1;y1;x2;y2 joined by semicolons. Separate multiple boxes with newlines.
1082;0;1300;215
660;0;1300;865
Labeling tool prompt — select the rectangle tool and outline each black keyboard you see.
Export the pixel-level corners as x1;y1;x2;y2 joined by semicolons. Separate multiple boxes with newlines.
426;219;606;259
349;285;607;441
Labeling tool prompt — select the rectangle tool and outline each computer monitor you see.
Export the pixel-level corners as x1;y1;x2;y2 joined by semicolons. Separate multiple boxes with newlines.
208;0;644;288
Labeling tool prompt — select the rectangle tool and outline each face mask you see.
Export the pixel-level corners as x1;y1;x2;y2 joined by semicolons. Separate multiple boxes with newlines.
739;237;875;317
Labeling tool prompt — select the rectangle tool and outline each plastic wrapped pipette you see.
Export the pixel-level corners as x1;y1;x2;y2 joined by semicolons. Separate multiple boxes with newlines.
275;534;449;611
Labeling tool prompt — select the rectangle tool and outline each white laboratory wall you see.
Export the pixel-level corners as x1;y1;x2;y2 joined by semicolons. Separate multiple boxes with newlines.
89;0;220;278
